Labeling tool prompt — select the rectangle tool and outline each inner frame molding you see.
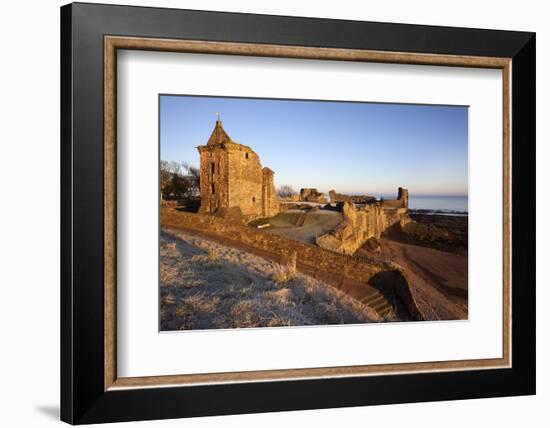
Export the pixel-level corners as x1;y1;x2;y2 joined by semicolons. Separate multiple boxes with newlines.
104;35;512;391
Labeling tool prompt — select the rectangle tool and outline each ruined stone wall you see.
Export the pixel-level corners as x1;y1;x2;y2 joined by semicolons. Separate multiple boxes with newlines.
198;147;229;214
261;168;279;217
226;145;264;220
379;199;403;208
300;188;327;204
329;190;376;205
317;189;410;255
198;142;276;221
163;208;387;284
398;187;409;207
380;187;409;209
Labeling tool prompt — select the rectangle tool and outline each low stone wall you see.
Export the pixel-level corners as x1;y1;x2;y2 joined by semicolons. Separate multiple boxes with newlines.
379;199;404;208
161;208;423;320
329;190;376;205
162;208;383;281
316;202;409;255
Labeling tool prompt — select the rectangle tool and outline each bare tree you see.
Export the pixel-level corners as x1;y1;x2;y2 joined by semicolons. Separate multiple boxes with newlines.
277;185;297;199
182;162;200;197
160;160;201;200
169;161;181;176
160;160;171;200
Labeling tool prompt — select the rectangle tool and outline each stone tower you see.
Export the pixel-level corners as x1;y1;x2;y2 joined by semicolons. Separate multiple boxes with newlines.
397;187;409;208
197;119;279;221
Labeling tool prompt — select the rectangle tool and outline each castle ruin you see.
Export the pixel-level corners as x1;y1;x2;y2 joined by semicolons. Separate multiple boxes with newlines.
299;188;327;204
197;119;279;221
329;190;377;205
196;118;410;255
316;187;410;255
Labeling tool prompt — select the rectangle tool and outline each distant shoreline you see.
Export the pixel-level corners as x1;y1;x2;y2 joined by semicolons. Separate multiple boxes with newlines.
409;209;468;217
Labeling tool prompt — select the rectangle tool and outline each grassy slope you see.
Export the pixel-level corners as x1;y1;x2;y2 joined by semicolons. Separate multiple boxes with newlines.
255;209;343;244
160;228;380;331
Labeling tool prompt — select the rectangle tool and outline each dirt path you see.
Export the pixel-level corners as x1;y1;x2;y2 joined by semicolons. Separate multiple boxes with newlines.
380;238;468;320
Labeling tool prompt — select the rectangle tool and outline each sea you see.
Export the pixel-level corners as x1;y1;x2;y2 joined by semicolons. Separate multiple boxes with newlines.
377;194;468;215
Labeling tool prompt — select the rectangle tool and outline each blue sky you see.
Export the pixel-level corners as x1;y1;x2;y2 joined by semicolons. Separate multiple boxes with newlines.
160;95;468;196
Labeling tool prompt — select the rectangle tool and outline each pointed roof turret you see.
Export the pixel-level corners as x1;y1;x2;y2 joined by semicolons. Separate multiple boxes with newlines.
207;116;233;146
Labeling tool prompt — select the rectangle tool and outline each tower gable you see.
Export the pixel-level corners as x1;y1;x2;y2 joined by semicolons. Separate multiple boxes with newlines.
207;119;233;146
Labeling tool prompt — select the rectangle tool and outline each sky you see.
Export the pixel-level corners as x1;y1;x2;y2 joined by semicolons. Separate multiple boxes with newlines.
160;95;468;197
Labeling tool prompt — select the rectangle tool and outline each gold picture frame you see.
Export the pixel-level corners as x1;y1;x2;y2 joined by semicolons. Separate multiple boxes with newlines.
103;36;512;391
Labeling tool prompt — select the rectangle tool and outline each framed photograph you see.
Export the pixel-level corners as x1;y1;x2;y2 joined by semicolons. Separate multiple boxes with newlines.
61;2;535;424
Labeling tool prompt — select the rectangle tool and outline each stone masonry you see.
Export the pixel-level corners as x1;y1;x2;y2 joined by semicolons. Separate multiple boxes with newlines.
299;188;327;204
197;119;279;221
316;187;410;255
329;190;377;205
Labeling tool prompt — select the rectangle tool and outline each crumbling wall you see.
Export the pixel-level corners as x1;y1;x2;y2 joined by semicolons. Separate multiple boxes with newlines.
317;188;410;255
227;145;263;220
379;187;409;209
261;167;279;217
329;190;377;205
300;188;327;204
198;147;230;215
398;187;409;207
162;207;382;280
